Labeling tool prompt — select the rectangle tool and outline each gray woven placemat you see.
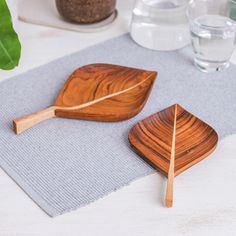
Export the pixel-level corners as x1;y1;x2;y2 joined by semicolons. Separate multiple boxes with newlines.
1;34;236;217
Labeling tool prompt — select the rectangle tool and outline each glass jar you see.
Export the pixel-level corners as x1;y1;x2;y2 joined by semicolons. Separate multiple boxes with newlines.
130;0;190;51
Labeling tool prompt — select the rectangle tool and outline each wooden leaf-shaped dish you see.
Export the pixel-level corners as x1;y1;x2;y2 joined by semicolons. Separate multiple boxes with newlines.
128;104;218;207
13;64;157;134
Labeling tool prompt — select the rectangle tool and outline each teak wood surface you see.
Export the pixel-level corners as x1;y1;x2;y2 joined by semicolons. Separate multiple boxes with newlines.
13;64;157;134
128;104;218;207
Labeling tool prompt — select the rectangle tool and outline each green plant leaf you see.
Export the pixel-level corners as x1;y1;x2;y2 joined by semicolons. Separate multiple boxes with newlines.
0;0;21;70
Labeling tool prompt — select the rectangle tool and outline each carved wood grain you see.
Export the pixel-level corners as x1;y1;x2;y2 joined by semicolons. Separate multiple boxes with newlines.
128;104;218;176
13;64;157;134
128;104;218;207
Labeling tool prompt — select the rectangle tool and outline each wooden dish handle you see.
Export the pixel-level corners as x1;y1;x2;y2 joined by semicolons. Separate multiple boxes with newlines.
165;104;177;208
13;106;56;134
165;156;175;208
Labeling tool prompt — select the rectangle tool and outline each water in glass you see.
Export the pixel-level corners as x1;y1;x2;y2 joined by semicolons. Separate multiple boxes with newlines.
190;14;236;72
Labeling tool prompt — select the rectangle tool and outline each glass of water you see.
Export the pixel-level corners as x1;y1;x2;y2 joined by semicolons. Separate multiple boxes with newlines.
187;0;236;72
130;0;190;51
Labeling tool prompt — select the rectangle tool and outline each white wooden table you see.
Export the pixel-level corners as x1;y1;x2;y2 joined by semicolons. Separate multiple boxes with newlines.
0;1;236;235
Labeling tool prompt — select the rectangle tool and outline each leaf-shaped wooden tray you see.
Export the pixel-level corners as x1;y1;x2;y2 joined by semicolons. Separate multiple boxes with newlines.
128;104;218;207
13;64;157;134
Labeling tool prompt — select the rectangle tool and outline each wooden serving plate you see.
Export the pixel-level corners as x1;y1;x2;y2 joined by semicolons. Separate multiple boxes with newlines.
128;104;218;207
13;64;157;134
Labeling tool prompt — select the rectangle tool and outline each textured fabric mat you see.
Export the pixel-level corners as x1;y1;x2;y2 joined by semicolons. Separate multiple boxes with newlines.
1;34;236;217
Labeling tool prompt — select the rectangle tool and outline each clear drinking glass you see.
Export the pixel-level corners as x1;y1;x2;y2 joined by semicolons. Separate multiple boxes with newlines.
130;0;190;51
187;0;236;72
